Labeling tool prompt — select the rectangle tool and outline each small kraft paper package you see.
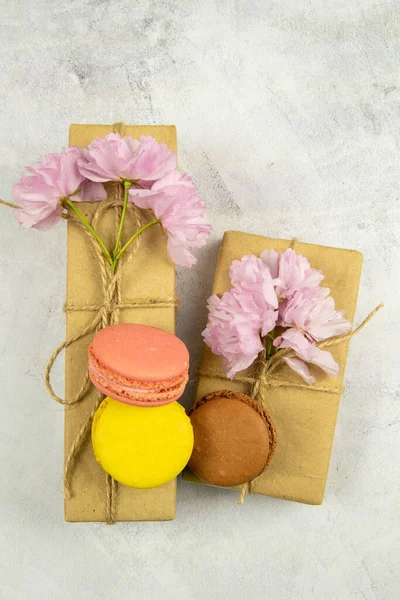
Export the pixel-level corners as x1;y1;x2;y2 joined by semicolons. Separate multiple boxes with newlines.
184;231;363;505
65;124;177;522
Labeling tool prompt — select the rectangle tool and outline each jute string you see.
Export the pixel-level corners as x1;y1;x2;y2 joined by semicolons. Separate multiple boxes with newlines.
0;199;20;209
199;238;383;504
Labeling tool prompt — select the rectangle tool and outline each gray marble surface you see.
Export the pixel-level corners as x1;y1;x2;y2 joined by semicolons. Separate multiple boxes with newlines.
0;1;399;599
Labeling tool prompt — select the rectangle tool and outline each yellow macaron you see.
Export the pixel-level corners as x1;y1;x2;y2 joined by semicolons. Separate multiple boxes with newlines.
92;397;194;488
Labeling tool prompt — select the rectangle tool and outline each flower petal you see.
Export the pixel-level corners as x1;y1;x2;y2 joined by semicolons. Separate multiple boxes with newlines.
283;357;316;384
130;171;211;267
76;179;108;202
275;327;339;379
202;288;264;379
296;344;340;377
58;146;84;197
167;238;197;267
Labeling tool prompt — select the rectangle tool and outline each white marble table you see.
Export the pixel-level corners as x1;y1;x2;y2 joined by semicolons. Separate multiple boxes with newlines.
0;1;398;598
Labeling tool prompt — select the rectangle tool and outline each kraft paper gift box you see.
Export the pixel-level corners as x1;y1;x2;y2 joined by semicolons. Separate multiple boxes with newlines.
183;231;363;505
65;124;177;522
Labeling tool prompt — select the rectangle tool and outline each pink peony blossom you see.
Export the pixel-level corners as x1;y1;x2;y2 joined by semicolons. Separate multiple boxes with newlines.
229;255;281;311
274;287;351;382
203;247;351;384
202;289;266;378
13;147;107;230
128;170;212;267
260;248;324;298
77;133;176;184
278;286;351;342
274;328;340;384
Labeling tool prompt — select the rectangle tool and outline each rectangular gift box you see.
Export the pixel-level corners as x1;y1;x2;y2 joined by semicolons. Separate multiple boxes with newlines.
183;231;363;505
65;124;177;522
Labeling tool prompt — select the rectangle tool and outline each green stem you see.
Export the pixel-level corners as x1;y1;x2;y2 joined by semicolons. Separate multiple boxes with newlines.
111;218;161;272
264;329;276;359
113;180;131;257
64;198;112;265
266;336;273;358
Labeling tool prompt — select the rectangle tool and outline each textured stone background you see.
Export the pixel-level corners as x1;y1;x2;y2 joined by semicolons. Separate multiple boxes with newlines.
0;1;399;598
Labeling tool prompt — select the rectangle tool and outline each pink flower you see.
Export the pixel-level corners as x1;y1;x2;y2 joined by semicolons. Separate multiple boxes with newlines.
128;170;212;267
202;289;266;378
13;147;107;230
278;287;351;341
260;248;324;298
229;255;280;311
274;287;351;383
204;248;351;385
77;134;176;184
274;328;340;384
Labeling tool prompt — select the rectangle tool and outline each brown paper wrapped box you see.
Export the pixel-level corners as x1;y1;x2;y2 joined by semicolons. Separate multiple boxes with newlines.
183;231;363;505
65;124;177;522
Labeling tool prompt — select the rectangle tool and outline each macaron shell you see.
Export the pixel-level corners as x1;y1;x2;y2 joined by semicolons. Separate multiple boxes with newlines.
90;323;189;383
92;398;194;488
188;390;276;487
89;367;188;407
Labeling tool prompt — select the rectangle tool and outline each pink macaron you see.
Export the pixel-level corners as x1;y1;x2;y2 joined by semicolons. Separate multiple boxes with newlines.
88;323;189;407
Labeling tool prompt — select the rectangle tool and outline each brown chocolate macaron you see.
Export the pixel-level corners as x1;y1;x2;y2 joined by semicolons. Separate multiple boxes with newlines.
188;390;277;487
